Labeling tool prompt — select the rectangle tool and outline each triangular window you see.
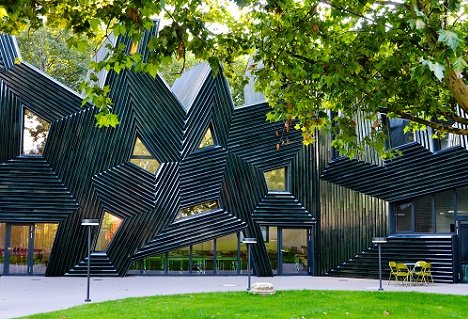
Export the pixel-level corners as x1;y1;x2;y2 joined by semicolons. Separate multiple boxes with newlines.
22;107;50;155
176;201;219;221
198;125;215;149
96;211;123;251
264;167;287;191
130;136;160;174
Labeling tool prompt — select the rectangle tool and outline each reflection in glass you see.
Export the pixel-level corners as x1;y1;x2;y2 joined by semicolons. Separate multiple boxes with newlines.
193;240;214;274
96;212;123;251
264;167;286;191
264;226;278;274
198;126;215;148
435;190;454;233
176;201;219;220
457;187;468;216
282;228;308;274
395;202;412;232
216;233;239;274
130;137;160;174
9;225;30;274
22;108;50;155
33;223;58;274
414;195;432;232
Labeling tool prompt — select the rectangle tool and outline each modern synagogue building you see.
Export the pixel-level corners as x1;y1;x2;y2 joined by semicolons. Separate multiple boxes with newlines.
0;26;467;284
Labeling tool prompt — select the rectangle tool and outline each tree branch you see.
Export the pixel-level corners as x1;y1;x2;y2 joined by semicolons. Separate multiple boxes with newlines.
384;109;468;135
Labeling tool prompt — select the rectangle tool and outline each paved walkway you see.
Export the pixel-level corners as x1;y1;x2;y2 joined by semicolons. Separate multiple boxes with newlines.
0;275;467;319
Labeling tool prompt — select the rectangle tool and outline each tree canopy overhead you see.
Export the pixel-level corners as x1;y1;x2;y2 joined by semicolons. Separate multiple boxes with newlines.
1;0;468;157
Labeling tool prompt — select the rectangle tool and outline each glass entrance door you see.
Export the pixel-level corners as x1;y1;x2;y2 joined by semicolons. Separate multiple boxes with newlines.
5;224;33;275
262;226;312;275
2;223;58;275
281;228;310;274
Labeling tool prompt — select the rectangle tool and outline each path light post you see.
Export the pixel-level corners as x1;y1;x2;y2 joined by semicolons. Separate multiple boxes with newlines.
372;237;387;291
242;238;257;291
81;219;100;302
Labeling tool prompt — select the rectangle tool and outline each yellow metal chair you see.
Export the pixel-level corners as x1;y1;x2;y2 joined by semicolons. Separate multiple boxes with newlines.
411;261;426;285
388;261;398;285
414;261;434;286
395;263;412;286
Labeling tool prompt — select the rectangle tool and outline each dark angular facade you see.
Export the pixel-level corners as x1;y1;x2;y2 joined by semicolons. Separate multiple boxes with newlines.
1;27;467;283
0;30;316;277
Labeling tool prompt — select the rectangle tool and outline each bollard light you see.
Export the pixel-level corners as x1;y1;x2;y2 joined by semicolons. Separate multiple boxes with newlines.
81;219;100;302
242;238;257;291
372;237;387;291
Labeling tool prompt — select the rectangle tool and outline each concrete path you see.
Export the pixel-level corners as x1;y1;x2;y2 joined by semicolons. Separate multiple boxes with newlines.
0;275;466;319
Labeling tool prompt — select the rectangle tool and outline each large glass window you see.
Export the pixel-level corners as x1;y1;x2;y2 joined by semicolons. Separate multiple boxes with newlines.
394;202;412;232
22;108;50;155
393;189;458;234
96;212;123;251
192;240;214;274
435;190;454;233
33;223;58;275
457;187;468;216
414;195;433;232
216;233;239;274
264;167;287;191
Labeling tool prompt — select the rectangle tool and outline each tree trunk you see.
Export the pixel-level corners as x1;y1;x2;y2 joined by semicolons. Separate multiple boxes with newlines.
444;68;468;114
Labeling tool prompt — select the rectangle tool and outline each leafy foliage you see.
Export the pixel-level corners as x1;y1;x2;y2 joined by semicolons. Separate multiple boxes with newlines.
2;0;468;157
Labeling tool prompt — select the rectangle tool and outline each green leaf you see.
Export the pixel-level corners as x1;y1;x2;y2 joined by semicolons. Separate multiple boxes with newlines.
145;63;158;78
451;56;468;73
437;30;461;51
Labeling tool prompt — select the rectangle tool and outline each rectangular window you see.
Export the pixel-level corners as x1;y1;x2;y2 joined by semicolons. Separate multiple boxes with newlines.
457;187;468;216
435;190;454;233
394;202;412;232
414;195;433;232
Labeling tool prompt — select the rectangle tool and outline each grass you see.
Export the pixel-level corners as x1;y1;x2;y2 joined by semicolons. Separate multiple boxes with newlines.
18;290;468;319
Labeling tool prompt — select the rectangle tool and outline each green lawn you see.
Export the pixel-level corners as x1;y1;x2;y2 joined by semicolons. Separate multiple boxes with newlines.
18;290;468;319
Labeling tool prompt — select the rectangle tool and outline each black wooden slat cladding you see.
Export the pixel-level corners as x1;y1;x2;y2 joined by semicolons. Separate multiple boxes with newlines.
179;146;227;207
0;34;20;70
212;76;235;148
321;142;468;202
253;193;315;226
0;63;83;121
178;64;218;158
316;132;389;278
93;164;159;217
228;103;303;171
0;81;21;163
134;209;246;259
0;157;79;221
2;27;322;278
291;145;320;222
220;153;273;276
172;62;212;111
123;71;185;162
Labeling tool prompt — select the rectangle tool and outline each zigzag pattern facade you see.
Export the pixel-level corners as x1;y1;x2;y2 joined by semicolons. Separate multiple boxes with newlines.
321;142;468;202
0;31;315;277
